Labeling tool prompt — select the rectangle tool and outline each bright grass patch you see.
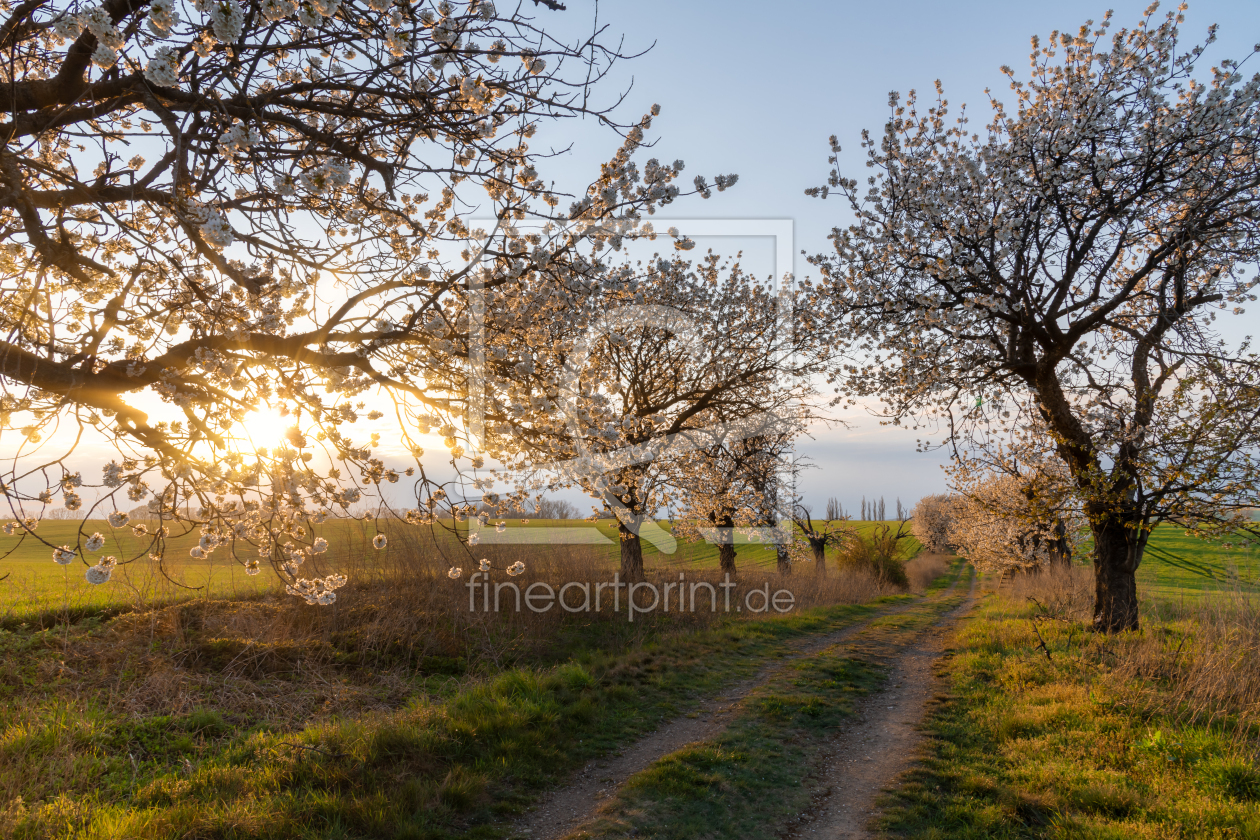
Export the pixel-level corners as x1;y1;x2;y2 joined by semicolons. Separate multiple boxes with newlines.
876;574;1260;839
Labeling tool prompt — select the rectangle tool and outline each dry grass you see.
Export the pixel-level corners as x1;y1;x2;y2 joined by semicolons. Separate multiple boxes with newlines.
1112;592;1260;739
0;524;919;839
904;552;950;592
0;527;900;748
881;562;1260;838
997;563;1260;743
997;561;1094;620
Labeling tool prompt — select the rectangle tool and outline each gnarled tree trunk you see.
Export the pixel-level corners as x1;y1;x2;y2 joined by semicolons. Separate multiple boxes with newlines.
1048;517;1073;569
1090;516;1147;633
619;520;645;582
809;536;827;575
711;512;737;577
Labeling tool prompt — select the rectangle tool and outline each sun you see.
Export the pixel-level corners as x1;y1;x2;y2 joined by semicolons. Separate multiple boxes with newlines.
237;405;295;450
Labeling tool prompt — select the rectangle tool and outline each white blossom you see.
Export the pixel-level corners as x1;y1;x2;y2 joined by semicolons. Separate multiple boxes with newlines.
208;1;244;43
148;0;181;37
85;557;116;585
85;564;112;584
141;48;178;86
102;461;124;487
91;42;118;68
186;203;235;250
53;15;82;41
385;30;410;58
218;123;260;156
78;7;124;66
259;0;297;21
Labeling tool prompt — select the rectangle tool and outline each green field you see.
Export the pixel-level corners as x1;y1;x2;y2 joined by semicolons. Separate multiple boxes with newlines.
0;518;920;620
7;513;1251;618
9;514;1252;620
1137;525;1260;604
3;515;1249;623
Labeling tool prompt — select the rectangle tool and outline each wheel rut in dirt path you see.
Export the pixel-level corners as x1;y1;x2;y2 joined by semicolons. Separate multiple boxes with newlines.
785;571;979;840
514;569;967;840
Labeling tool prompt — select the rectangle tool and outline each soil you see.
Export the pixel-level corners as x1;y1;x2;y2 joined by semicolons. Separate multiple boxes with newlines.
786;572;979;839
515;567;969;840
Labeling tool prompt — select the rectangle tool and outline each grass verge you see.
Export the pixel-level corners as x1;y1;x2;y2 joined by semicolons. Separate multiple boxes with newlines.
877;574;1260;839
0;586;920;839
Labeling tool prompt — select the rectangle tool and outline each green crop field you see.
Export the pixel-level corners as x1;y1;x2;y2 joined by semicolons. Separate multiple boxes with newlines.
0;517;921;620
5;514;1249;620
1135;525;1259;605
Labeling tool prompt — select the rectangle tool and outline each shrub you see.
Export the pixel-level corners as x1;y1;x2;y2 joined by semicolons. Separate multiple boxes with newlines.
835;524;911;589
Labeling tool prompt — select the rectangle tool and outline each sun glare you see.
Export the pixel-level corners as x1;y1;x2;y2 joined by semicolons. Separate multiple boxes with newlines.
238;406;293;450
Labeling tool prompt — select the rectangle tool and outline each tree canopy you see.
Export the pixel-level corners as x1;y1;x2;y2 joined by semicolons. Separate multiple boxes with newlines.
0;0;742;596
811;5;1260;630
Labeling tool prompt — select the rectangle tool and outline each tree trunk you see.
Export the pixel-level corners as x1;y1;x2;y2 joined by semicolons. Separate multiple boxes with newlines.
811;538;826;575
776;545;792;576
713;513;736;577
1049;517;1072;569
1091;519;1146;633
619;521;645;582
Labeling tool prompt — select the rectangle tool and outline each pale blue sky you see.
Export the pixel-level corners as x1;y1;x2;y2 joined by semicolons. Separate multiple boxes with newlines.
39;2;1260;518
524;0;1260;514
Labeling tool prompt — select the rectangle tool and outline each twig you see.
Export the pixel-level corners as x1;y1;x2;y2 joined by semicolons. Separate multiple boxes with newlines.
1171;634;1189;663
1030;617;1053;662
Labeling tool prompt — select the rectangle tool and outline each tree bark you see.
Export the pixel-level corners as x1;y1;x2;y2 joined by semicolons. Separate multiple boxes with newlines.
810;538;827;575
1091;518;1147;633
619;521;645;582
776;545;792;576
712;513;737;577
1048;517;1073;569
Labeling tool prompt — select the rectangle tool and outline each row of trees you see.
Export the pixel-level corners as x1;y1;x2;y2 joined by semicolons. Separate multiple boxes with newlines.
847;496;906;522
0;0;826;595
1;2;1257;628
912;481;1080;577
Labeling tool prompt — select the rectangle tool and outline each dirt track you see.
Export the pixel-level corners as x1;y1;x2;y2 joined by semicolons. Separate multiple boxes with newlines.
515;567;971;840
786;573;978;839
